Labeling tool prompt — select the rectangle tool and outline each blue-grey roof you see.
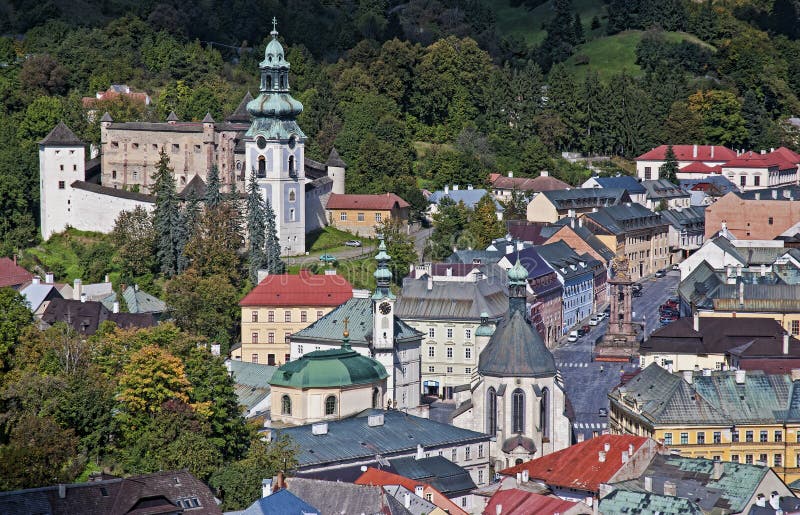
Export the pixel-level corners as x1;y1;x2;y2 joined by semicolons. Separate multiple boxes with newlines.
660;206;706;230
284;478;406;515
538;187;630;210
227;360;277;414
274;409;488;468
599;489;703;515
679;176;738;196
584;203;668;236
589;175;646;194
737;185;800;201
292;298;423;346
391;456;476;496
642;179;690;200
427;189;503;211
478;308;557;378
237;488;320;515
19;283;61;312
101;286;167;314
446;249;504;265
535;241;598;281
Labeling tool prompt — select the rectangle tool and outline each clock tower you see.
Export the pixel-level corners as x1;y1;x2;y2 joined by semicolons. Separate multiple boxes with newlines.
245;19;306;256
372;240;395;351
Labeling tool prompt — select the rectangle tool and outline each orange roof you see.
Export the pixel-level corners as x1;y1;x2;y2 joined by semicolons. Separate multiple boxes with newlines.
723;150;798;170
239;269;353;307
355;468;467;515
678;162;722;174
636;145;736;162
0;257;33;288
326;193;410;211
483;490;580;515
500;435;650;493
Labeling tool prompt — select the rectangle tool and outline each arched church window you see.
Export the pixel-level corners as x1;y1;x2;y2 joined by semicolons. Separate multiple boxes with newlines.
281;75;286;89
258;156;266;177
512;388;525;433
281;395;292;415
288;189;296;202
541;387;550;440
236;161;242;171
372;388;381;409
112;170;117;179
288;155;295;175
487;387;497;435
325;395;336;416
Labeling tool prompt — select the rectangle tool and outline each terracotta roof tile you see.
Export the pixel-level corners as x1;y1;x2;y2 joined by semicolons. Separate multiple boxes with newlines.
679;162;722;174
326;193;409;211
239;270;353;307
355;468;467;515
723;150;798;170
484;489;580;515
0;257;33;288
500;434;650;492
636;145;737;162
490;174;570;191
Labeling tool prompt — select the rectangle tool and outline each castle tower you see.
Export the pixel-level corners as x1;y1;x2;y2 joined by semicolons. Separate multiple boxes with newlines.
245;19;306;256
39;122;86;240
326;147;346;195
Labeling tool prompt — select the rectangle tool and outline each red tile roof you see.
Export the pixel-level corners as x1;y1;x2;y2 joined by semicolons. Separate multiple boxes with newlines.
0;257;33;289
326;193;410;211
483;490;580;515
355;468;467;515
678;162;722;174
723;150;798;170
636;145;737;162
500;435;650;493
239;270;353;307
489;173;570;192
772;146;800;163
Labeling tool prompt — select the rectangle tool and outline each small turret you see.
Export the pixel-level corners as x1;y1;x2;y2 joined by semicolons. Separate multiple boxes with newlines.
326;147;346;195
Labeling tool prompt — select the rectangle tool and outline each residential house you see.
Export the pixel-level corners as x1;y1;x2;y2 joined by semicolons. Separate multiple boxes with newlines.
602;454;795;515
489;171;569;202
500;434;661;506
496;247;564;346
235;488;321;515
680;176;739;206
609;364;800;483
641;179;691;210
0;257;32;289
677;160;724;180
0;470;220;515
40;298;156;335
721;148;800;190
536;241;597;331
326;192;410;237
427;186;503;221
705;186;800;240
677;235;786;281
82;84;151;109
660;206;706;260
355;467;466;515
225;359;277;419
582;175;647;205
526;188;630;223
396;263;508;398
482;490;588;515
271;409;491;487
505;220;552;245
697;284;800;338
100;285;167;318
638;315;800;372
544;218;616;266
635;145;737;180
391;456;478;512
237;270;353;366
281;477;412;515
582;203;671;281
19;277;63;317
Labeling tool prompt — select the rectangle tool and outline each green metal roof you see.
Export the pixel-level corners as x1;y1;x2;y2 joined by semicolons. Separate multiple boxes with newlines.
269;344;387;388
599;490;702;515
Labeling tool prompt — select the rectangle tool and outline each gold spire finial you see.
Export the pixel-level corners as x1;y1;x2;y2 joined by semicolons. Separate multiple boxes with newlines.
343;317;350;339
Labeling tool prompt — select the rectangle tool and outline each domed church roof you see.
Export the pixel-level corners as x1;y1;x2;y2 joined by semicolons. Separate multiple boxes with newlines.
269;345;388;389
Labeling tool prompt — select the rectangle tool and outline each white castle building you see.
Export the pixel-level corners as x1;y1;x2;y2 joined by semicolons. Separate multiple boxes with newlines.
38;24;345;256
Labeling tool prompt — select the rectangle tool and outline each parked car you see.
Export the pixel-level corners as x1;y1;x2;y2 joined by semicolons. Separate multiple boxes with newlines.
344;240;362;247
319;253;337;263
589;315;600;326
567;330;579;342
603;306;611;314
654;269;666;278
582;324;591;332
632;283;643;293
632;289;643;297
671;263;680;271
577;328;586;337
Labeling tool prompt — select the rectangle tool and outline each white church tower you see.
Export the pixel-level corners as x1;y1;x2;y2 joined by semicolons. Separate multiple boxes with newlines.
245;19;305;256
39;122;85;240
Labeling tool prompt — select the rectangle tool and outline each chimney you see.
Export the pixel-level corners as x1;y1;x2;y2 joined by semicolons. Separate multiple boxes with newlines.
755;192;761;200
739;281;744;305
737;265;742;277
693;144;698;158
571;218;575;229
756;494;766;507
693;312;699;332
32;276;40;285
663;480;677;497
113;301;119;314
761;149;767;154
415;485;424;498
773;189;779;199
416;444;423;460
598;451;606;462
711;146;715;159
45;272;54;284
621;450;629;463
80;293;87;303
261;479;273;498
703;368;711;376
541;170;549;177
683;370;693;384
579;217;583;227
604;442;611;452
453;184;459;191
104;274;110;283
522;470;529;482
508;171;513;178
496;504;503;515
735;369;746;384
761;264;767;277
629;443;635;455
427;276;433;291
404;493;411;509
644;476;652;492
467;184;473;190
517;241;523;251
444;185;449;195
576;432;585;443
73;278;82;300
711;460;724;480
791;368;800;382
58;484;66;499
516;472;522;486
770;491;781;510
784;333;790;355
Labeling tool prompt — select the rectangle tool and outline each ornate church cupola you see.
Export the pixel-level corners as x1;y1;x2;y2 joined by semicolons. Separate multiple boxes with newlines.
508;256;528;318
373;240;393;299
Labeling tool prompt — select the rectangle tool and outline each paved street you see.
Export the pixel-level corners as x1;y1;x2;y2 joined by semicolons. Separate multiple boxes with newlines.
553;271;680;439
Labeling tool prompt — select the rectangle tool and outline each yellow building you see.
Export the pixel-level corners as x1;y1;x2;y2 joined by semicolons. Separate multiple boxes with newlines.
234;270;353;365
609;363;800;484
325;193;410;238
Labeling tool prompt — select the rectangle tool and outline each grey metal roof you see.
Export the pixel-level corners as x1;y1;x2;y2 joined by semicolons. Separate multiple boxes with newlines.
599;489;703;515
326;147;347;168
677;261;722;310
737;185;800;201
478;308;557;378
396;265;508;321
382;485;436;515
39;121;82;146
122;286;167;314
19;283;61;311
547;220;616;262
641;179;690;200
535;241;599;281
660;206;706;229
391;456;476;496
589;175;647;194
71;180;154;203
711;283;800;312
583;203;668;236
445;249;504;265
274;409;488;468
292;298;423;345
226;92;254;123
538;187;630;210
284;478;408;515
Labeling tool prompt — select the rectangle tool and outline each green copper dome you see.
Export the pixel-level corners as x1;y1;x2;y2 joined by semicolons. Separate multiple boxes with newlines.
475;322;495;337
508;258;528;284
269;346;388;388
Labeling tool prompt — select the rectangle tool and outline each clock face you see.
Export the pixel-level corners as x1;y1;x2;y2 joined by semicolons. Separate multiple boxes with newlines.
256;136;267;149
379;302;392;315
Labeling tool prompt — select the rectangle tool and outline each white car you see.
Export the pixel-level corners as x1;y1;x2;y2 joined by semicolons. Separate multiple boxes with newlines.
567;330;579;342
588;315;600;326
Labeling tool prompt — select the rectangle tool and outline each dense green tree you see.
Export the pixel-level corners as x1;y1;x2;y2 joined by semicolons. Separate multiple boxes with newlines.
376;218;417;285
688;89;749;148
466;194;506;249
111;206;156;278
164;271;239;349
246;170;267;285
0;288;34;370
204;165;222;208
152;150;183;277
264;198;286;275
663;100;705;144
659;145;680;184
427;197;471;260
536;0;579;71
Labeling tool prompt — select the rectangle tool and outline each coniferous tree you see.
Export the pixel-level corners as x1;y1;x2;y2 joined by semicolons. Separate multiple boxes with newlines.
152;150;183;277
660;145;680;184
204;165;222;208
224;176;245;249
573;13;585;44
264;198;286;274
246;169;267;285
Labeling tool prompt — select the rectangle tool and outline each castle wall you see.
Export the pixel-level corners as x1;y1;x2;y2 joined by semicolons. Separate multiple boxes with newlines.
67;185;153;234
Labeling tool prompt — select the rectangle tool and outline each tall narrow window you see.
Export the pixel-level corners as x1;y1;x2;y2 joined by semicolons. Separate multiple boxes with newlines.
487;387;497;435
288;155;295;175
373;387;381;409
541;387;550;439
281;395;291;415
512;388;525;433
258;156;266;177
325;395;336;416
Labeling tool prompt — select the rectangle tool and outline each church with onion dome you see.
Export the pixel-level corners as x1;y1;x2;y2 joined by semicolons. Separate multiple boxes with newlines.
452;258;572;469
38;20;345;248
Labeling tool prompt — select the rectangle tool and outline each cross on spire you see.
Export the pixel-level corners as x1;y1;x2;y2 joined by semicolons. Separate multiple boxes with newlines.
271;17;278;36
